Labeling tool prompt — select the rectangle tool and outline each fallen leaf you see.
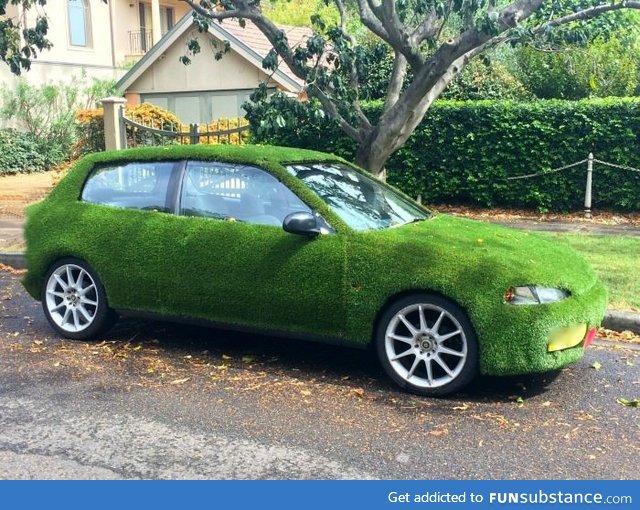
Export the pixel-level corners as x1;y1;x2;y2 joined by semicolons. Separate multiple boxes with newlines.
241;355;256;363
429;427;449;437
34;340;43;345
222;354;233;360
541;401;552;407
453;403;469;411
170;378;190;385
591;361;602;371
350;388;365;398
133;345;142;352
616;397;639;407
300;390;312;397
515;396;524;405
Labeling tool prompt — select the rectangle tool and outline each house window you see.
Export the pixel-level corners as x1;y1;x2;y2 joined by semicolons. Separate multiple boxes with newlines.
68;0;91;47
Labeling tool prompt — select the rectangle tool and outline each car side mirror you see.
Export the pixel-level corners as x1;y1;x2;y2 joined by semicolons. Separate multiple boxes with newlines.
283;211;322;237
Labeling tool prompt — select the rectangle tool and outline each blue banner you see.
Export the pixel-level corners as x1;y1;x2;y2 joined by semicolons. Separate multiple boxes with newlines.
1;480;637;510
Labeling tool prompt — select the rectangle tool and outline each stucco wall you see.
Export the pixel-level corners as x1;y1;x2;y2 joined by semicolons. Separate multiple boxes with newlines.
112;1;192;64
128;31;269;94
0;1;192;87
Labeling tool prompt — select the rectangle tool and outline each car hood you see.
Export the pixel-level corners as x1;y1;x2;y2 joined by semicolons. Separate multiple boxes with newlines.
351;214;599;296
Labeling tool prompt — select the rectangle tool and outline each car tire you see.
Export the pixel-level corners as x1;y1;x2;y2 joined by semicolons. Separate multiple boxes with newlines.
42;258;116;340
376;293;478;396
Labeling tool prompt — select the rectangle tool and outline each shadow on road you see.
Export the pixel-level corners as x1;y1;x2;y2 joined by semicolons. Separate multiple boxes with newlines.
104;317;562;404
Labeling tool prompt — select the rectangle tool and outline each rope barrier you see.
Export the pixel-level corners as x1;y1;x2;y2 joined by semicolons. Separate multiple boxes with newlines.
500;154;639;218
505;159;588;180
593;159;640;173
506;158;640;180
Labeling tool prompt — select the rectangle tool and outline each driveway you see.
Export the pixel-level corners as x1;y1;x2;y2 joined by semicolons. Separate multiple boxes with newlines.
0;271;638;479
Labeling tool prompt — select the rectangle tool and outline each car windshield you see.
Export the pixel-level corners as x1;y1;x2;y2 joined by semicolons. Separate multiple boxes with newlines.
286;162;430;231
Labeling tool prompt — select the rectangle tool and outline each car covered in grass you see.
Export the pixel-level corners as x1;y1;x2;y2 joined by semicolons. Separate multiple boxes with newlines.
23;145;607;395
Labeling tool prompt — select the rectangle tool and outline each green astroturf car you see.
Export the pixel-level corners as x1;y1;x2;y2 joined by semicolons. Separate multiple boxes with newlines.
23;145;607;396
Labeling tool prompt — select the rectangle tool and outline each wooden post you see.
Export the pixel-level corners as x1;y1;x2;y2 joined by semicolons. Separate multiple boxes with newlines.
101;97;127;151
584;153;593;218
190;123;199;145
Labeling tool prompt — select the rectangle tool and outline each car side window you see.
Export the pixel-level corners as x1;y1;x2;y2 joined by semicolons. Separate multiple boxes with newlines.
180;161;311;226
81;162;176;212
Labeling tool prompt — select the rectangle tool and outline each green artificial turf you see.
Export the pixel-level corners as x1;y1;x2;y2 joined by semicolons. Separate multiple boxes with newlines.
23;144;608;376
540;233;640;312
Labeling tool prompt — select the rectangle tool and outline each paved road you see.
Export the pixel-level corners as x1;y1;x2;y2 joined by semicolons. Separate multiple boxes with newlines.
0;272;638;479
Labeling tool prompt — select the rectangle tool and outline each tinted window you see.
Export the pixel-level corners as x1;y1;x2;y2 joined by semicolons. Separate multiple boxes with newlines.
181;161;310;226
81;162;176;212
287;163;429;231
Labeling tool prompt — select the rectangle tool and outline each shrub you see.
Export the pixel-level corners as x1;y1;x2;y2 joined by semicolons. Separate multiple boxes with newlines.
513;38;639;100
0;77;117;164
249;97;640;212
0;129;68;175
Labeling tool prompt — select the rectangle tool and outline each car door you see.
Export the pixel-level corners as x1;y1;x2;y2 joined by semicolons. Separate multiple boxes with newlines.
154;160;347;339
78;160;181;312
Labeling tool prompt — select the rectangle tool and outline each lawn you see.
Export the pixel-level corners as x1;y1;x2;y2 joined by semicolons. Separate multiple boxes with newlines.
542;233;640;312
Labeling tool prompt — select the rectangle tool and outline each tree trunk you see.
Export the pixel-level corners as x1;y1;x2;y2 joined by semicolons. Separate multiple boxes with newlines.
354;131;395;180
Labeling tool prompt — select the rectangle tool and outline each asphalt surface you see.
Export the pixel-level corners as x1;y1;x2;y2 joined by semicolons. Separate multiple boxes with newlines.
1;272;638;480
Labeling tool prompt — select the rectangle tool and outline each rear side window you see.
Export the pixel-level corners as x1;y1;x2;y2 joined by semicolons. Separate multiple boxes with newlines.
81;162;176;212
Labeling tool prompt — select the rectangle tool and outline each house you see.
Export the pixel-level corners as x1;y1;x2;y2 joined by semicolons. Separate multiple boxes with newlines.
0;0;192;87
0;1;309;125
116;12;309;123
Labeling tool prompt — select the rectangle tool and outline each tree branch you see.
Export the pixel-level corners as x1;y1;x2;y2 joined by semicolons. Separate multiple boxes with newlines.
355;0;390;42
531;1;640;34
409;10;439;46
313;87;364;143
383;52;407;115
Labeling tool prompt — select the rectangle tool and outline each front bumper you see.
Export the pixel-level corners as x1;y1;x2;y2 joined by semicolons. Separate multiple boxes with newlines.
478;279;608;376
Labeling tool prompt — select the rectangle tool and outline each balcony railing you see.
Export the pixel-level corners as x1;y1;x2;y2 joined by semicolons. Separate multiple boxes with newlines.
128;29;153;55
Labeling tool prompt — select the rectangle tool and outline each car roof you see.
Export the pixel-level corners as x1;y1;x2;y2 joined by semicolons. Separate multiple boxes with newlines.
87;144;345;166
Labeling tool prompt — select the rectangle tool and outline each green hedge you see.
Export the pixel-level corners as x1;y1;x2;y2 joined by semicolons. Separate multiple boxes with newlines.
0;129;68;175
250;98;640;211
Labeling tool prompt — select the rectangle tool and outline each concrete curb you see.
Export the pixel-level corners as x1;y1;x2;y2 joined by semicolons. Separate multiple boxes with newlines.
1;251;639;334
0;252;27;269
602;311;640;335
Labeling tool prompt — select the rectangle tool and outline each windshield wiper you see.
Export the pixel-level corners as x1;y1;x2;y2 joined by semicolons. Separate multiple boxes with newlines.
403;217;427;225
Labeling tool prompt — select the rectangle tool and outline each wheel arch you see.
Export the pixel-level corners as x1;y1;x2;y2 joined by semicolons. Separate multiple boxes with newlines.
37;253;110;301
370;288;478;349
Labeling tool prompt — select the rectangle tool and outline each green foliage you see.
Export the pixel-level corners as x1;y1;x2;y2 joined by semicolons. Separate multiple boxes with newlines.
0;77;117;162
24;144;606;376
262;0;340;28
250;97;640;212
1;80;78;148
513;38;639;99
523;1;640;47
0;128;66;175
441;59;534;101
0;0;50;74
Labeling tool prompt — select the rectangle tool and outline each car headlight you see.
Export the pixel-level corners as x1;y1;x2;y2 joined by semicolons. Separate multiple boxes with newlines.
504;286;569;305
